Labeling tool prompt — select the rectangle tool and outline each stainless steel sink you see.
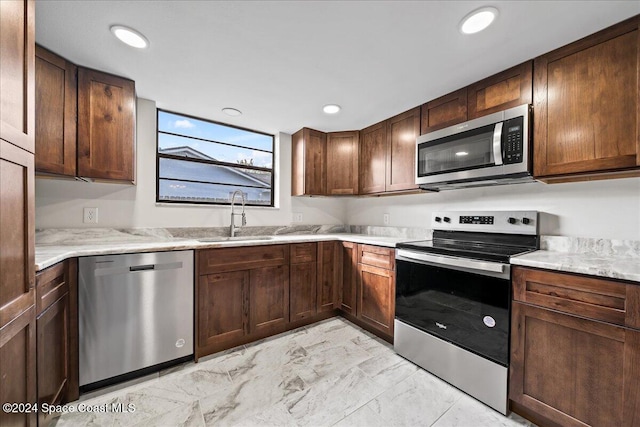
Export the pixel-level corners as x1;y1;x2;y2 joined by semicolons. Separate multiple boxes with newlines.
197;236;274;242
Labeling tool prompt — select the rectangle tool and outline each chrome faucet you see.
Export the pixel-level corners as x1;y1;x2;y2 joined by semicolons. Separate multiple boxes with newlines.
229;190;246;237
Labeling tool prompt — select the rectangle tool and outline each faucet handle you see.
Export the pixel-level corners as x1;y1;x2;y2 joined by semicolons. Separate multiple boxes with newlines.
241;212;247;226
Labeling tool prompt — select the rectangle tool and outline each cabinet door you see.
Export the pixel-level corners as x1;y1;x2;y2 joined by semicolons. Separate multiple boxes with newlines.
0;305;36;427
359;121;387;194
467;61;532;119
534;18;640;178
510;302;640;427
77;67;135;182
317;241;341;312
35;45;77;176
37;294;69;427
420;88;467;135
357;263;394;338
291;128;326;196
249;265;289;334
326;131;359;195
197;271;249;354
289;262;317;321
0;0;35;153
340;242;358;315
1;140;35;330
386;107;420;192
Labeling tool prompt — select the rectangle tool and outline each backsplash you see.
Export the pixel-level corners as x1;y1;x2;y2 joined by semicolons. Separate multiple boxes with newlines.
541;235;640;258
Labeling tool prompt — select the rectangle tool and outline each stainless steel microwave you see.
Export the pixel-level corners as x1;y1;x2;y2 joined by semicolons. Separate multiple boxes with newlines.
416;104;534;191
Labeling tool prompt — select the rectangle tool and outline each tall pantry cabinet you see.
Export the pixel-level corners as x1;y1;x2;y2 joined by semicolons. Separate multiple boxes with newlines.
0;1;37;427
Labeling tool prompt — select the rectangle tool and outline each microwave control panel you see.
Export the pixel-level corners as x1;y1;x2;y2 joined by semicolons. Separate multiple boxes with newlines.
503;116;524;164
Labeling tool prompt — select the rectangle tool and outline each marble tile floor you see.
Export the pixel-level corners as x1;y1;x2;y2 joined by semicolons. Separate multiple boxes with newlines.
53;318;535;427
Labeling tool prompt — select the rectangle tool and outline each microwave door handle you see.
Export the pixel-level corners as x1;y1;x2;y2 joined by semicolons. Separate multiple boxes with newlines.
493;122;503;166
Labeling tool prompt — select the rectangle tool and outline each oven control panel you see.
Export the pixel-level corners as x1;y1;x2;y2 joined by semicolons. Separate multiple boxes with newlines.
432;211;538;235
459;215;494;225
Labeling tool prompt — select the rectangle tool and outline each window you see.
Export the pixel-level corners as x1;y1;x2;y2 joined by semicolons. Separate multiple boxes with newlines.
156;110;275;206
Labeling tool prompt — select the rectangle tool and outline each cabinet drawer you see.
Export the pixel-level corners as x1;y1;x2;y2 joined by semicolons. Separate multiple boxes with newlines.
290;243;317;264
36;261;69;315
357;244;395;270
513;266;640;329
198;245;289;274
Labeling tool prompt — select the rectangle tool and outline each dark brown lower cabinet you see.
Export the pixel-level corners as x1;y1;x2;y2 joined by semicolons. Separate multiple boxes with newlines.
510;301;640;427
357;263;395;339
340;242;358;315
290;262;317;321
0;305;37;427
317;241;341;312
197;270;249;352
34;259;77;427
249;265;290;334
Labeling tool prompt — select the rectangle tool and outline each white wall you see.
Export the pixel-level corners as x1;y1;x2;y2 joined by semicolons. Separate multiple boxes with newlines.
35;98;346;228
345;178;640;240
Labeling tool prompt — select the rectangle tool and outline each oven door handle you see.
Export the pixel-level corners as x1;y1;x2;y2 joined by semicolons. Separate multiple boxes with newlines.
396;249;506;274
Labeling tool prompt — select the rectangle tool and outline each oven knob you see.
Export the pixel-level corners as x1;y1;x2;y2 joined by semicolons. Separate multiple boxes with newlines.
443;217;451;223
508;217;517;224
435;216;442;222
522;218;531;225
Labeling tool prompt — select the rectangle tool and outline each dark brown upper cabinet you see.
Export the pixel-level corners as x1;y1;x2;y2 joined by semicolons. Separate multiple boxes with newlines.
35;45;77;177
420;62;532;135
360;107;420;195
77;67;136;183
386;107;420;192
326;131;359;195
359;120;387;194
421;88;467;135
467;61;532;120
533;16;640;182
291;127;326;196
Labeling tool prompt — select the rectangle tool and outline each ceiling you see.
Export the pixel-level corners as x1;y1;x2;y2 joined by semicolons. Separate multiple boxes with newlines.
36;1;639;135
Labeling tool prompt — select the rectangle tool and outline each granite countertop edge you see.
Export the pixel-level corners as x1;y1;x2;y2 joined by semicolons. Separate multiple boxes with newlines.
510;251;640;283
35;234;413;271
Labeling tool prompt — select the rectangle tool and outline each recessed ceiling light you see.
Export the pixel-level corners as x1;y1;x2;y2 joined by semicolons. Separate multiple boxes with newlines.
455;151;469;156
459;7;498;34
110;25;149;48
222;108;242;117
323;104;341;114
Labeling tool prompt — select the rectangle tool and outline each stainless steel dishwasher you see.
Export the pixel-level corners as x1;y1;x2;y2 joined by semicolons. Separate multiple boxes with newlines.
78;250;194;390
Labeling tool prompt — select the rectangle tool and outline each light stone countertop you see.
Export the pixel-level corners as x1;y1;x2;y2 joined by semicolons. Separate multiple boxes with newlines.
510;236;640;283
35;233;415;271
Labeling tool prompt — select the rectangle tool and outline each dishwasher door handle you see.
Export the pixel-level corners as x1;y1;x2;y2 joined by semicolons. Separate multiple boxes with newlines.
95;261;183;276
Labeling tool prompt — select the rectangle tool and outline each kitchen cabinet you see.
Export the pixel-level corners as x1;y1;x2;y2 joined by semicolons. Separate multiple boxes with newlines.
0;2;37;426
467;61;532;120
533;16;640;182
35;45;77;177
36;259;77;427
419;62;532;135
340;241;358;315
356;245;395;340
510;266;640;427
291;128;326;196
317;241;341;312
196;245;290;358
77;67;136;183
290;244;317;321
359;121;387;194
420;88;467;134
326;131;359;195
360;107;420;195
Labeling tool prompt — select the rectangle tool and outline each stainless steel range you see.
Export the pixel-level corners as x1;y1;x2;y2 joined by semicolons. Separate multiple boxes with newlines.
394;210;539;415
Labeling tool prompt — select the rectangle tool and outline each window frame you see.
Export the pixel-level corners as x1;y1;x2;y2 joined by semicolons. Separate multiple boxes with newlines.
155;109;275;207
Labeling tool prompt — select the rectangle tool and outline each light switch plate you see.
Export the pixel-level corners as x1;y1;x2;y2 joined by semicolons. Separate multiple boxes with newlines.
84;207;98;224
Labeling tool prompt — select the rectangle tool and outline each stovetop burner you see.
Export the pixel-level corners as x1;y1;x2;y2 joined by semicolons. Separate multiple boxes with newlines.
396;210;540;263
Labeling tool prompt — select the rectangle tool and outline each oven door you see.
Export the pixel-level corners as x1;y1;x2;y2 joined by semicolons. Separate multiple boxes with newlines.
395;249;510;366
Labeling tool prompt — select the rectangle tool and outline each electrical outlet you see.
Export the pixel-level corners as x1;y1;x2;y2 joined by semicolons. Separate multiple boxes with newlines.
383;213;390;225
84;207;98;224
293;213;303;223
